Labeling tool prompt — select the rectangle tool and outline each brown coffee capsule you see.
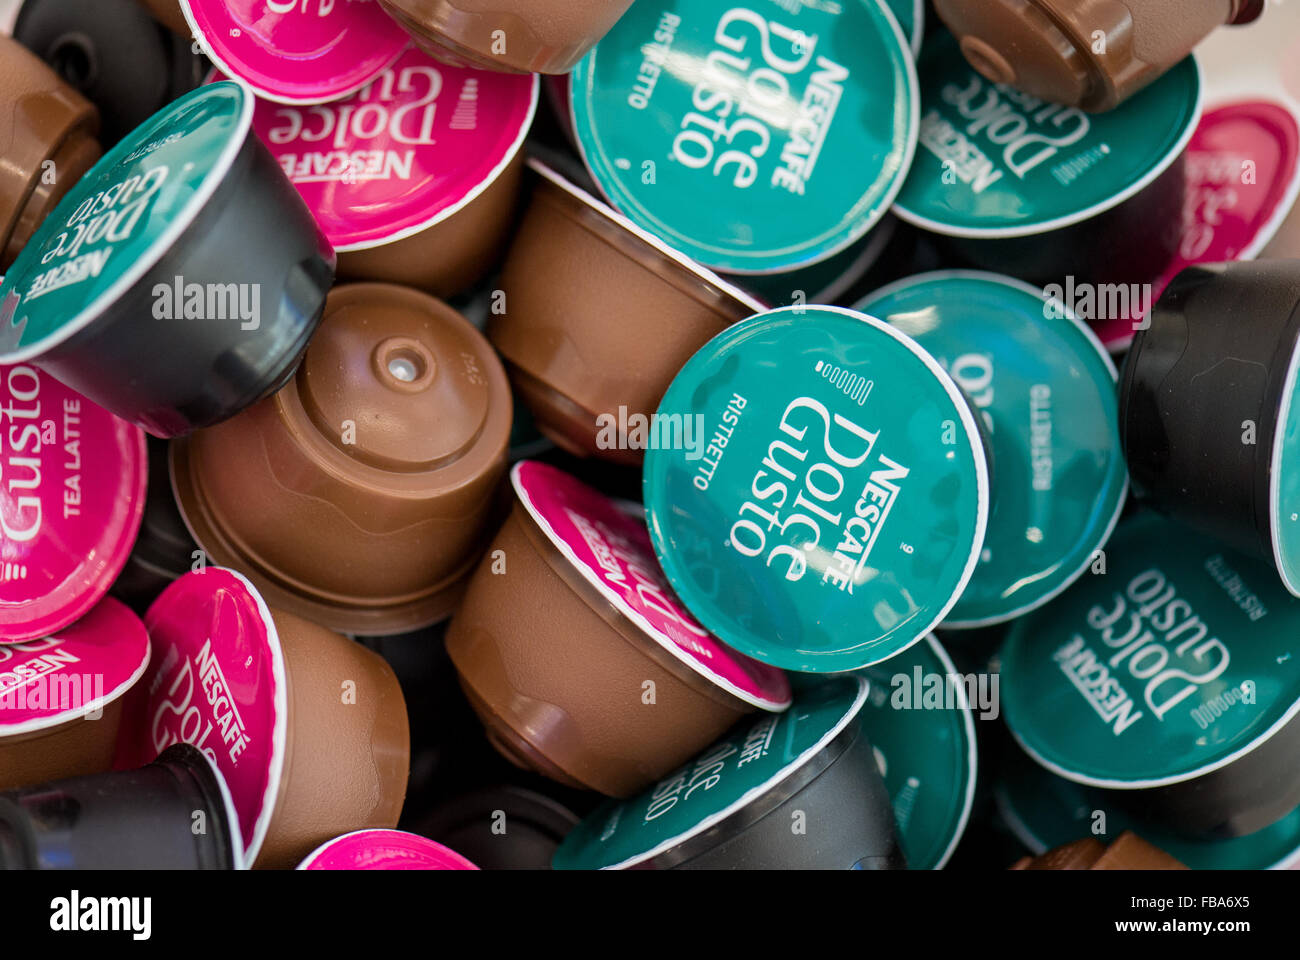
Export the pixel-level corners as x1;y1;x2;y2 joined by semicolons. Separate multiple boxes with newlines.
170;283;512;635
1010;831;1188;869
446;461;791;798
0;32;100;269
116;568;411;869
377;0;633;75
932;0;1263;113
488;160;763;464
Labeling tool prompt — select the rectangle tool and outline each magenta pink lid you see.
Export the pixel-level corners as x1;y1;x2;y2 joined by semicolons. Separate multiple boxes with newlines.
238;46;537;251
181;0;410;105
0;365;147;644
298;829;479;870
0;596;149;735
511;461;791;712
1092;100;1300;352
117;568;286;866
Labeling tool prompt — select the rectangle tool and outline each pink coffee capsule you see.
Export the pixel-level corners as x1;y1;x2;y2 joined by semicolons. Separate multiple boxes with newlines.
234;46;536;296
1090;101;1300;353
180;0;410;105
1;365;147;643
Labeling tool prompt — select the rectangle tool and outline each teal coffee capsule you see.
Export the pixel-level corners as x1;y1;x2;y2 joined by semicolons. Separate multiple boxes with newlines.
893;29;1200;290
642;304;989;672
570;0;919;275
858;634;977;869
1001;512;1300;838
0;82;335;438
857;271;1127;626
553;677;905;870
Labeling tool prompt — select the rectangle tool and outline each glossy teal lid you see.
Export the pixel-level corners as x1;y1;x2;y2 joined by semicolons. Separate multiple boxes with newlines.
892;31;1201;238
857;271;1127;625
859;634;977;868
570;0;919;274
1001;513;1300;787
642;304;989;672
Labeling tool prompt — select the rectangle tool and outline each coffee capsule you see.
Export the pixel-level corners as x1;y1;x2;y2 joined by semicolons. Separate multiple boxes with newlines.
641;304;989;672
171;282;511;635
1198;0;1300;269
416;785;578;870
554;677;905;870
136;0;191;36
377;0;632;75
15;0;208;147
570;0;919;275
1087;101;1300;353
115;568;411;869
0;32;100;271
996;741;1300;870
932;0;1260;113
298;829;476;870
0;597;149;790
239;47;536;298
1010;832;1186;871
447;461;791;797
893;30;1199;290
1001;512;1300;838
0;82;336;439
0;742;241;869
1;365;146;643
857;271;1127;626
858;634;977;870
489;160;763;464
1120;260;1300;593
109;437;198;614
178;0;409;105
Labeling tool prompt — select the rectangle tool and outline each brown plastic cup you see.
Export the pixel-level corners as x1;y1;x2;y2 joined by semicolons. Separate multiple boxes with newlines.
488;160;763;464
171;283;512;636
446;461;791;798
115;568;411;870
1010;831;1187;869
377;0;632;75
0;597;150;791
933;0;1262;112
0;33;101;269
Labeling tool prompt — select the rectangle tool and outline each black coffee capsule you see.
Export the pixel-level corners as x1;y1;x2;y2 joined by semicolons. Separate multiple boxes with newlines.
14;0;208;148
416;786;579;871
1121;259;1300;595
0;81;334;438
553;678;906;870
0;743;241;869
